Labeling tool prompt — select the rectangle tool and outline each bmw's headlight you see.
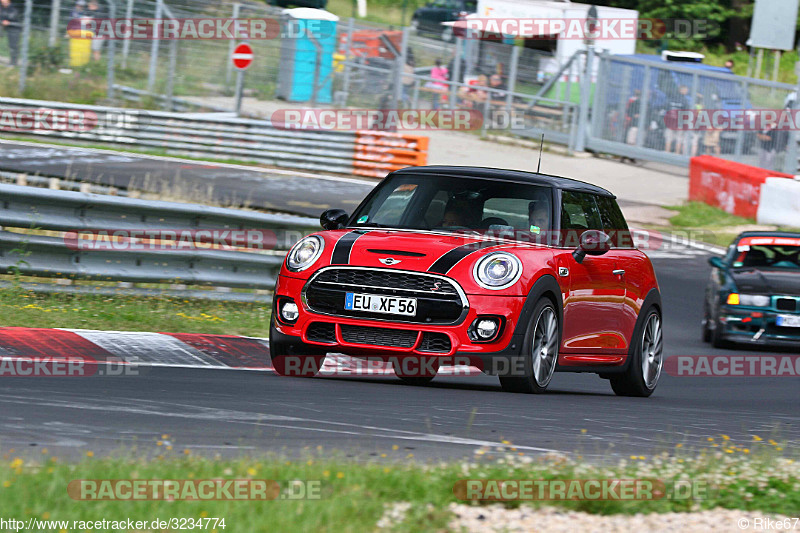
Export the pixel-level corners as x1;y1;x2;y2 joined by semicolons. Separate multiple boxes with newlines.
286;236;324;272
473;252;522;290
736;294;771;307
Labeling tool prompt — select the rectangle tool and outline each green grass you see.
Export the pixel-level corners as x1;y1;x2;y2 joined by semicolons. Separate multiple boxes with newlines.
659;202;755;247
667;202;754;229
0;286;271;336
651;202;797;248
1;440;798;531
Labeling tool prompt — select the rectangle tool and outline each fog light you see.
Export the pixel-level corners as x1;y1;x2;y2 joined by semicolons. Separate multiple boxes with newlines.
476;319;498;339
281;301;299;322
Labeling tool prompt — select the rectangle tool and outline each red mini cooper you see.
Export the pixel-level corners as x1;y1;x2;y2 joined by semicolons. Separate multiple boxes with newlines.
270;166;663;396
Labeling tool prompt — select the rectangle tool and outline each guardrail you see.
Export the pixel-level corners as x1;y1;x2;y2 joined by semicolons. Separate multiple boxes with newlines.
0;183;318;291
0;97;428;176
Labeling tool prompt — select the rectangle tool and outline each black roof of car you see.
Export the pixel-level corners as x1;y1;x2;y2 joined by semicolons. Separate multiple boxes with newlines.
391;166;616;198
735;230;800;241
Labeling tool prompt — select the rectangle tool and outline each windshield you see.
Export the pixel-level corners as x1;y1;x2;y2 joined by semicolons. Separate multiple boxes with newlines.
350;174;555;238
732;243;800;270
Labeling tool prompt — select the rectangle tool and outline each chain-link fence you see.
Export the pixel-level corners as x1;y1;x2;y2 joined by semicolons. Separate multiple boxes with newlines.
588;52;798;173
3;0;799;173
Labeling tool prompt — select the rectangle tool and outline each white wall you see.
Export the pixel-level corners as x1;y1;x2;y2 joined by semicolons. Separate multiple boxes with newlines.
474;0;638;76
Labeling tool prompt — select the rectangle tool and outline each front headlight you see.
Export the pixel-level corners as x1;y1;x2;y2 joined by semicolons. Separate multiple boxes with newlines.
729;293;771;307
473;252;522;290
286;236;324;272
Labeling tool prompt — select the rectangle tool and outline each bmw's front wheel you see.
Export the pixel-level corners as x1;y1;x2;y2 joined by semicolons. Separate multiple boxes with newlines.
500;298;559;394
610;307;663;397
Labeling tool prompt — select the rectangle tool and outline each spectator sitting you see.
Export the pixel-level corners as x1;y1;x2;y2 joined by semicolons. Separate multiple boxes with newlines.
458;74;489;107
488;74;506;101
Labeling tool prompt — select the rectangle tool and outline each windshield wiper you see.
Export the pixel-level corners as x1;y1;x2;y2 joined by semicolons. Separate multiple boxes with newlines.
351;223;391;228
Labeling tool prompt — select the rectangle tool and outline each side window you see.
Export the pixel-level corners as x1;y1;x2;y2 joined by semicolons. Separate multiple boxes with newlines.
596;196;632;248
560;191;602;231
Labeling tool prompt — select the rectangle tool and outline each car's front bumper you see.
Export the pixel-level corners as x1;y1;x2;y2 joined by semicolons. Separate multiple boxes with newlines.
273;273;528;372
717;306;800;346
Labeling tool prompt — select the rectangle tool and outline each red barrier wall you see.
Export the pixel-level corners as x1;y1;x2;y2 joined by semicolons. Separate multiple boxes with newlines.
688;156;793;219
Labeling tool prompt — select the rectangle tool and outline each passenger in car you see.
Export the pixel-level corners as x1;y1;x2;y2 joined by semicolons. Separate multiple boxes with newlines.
441;209;466;228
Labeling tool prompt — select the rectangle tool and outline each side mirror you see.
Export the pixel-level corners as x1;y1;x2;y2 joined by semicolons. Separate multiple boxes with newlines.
708;256;726;269
320;209;349;230
572;230;611;264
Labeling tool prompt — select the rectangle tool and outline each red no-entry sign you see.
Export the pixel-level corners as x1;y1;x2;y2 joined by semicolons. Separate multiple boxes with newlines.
232;43;253;70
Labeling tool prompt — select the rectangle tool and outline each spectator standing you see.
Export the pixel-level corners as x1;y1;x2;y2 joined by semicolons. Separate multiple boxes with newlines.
757;123;788;170
70;0;86;19
401;57;415;108
86;0;105;61
428;59;449;109
624;89;641;145
664;85;690;153
0;0;21;67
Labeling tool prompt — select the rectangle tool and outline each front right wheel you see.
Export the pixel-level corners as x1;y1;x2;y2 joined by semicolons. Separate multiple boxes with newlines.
269;318;327;377
610;307;663;397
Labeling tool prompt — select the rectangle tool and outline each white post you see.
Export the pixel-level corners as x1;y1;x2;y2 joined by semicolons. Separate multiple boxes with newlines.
48;0;60;47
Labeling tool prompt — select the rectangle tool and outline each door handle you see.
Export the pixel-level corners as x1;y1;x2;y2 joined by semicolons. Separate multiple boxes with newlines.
612;269;625;276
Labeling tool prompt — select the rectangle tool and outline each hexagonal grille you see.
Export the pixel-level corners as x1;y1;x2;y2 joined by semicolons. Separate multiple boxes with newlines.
315;269;459;295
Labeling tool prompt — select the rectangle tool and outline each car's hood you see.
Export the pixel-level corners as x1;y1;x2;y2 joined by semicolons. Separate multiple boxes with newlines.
329;229;531;272
730;269;800;297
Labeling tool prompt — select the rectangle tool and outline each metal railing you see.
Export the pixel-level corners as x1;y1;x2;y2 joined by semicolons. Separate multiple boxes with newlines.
0;183;318;290
0;97;429;176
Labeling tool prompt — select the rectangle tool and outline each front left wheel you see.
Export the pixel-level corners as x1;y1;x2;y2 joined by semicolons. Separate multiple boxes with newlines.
499;298;559;394
610;307;663;397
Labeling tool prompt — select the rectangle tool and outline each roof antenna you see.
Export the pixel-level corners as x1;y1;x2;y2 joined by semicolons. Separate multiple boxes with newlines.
536;134;544;173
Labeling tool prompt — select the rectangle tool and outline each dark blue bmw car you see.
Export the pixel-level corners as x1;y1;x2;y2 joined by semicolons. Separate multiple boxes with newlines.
703;231;800;348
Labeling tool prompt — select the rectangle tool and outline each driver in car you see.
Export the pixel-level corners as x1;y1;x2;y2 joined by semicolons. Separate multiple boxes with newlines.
528;195;551;235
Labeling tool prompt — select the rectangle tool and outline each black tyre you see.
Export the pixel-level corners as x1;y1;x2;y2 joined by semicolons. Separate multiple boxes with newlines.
499;298;559;394
711;315;731;349
269;319;326;377
610;307;663;397
701;306;712;343
393;357;439;386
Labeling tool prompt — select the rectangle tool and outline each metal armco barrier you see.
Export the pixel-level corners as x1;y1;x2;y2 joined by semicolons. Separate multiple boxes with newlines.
353;131;429;178
0;183;318;290
0;97;429;176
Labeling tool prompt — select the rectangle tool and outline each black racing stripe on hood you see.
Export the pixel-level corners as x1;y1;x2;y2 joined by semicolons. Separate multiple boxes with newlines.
331;230;368;265
427;240;502;274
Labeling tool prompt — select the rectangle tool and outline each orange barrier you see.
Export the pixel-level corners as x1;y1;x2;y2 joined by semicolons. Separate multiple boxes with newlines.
353;131;429;178
688;155;793;219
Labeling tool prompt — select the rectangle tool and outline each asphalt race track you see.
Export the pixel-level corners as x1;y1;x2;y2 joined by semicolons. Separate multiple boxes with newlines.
0;253;797;462
0;141;374;217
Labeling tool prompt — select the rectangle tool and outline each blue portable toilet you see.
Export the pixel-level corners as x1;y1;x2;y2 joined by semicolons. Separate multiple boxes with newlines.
277;8;339;104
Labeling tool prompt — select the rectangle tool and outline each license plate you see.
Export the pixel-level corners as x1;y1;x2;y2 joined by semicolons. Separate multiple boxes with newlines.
776;314;800;328
344;293;417;316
